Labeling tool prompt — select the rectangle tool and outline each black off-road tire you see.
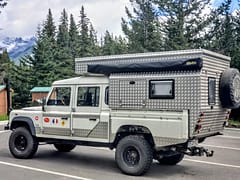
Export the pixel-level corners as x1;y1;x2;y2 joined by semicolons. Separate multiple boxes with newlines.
157;153;184;165
9;127;38;159
115;135;153;176
220;68;240;109
54;144;76;152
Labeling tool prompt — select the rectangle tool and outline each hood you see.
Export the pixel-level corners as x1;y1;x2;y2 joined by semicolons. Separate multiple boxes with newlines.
22;106;42;111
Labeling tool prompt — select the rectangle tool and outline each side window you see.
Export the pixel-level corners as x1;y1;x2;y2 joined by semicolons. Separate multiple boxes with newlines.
149;80;174;99
208;77;216;105
105;86;109;105
77;87;100;107
47;87;71;106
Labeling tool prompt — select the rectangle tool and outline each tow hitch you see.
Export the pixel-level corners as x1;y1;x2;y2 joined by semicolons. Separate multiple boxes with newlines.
185;146;214;157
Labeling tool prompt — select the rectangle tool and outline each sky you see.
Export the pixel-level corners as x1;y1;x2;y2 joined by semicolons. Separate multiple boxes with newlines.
0;0;131;40
0;0;239;40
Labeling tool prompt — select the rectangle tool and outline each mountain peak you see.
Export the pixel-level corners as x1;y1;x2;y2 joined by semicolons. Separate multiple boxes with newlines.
0;36;36;63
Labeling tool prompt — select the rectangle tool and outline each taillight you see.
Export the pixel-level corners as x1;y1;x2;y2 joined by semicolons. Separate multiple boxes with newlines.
195;112;204;133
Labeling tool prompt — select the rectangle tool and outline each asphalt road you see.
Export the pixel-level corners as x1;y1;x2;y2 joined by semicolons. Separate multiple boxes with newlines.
0;123;240;180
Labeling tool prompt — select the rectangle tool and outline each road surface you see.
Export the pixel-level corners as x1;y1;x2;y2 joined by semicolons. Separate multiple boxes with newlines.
0;123;239;180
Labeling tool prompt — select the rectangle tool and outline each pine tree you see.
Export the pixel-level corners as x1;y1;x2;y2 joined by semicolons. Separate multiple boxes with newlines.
32;16;57;86
101;31;128;55
205;0;235;53
155;0;211;50
42;9;56;41
229;0;240;69
89;23;100;56
114;35;128;54
78;6;91;57
10;56;33;108
122;0;162;53
55;9;74;79
57;9;69;48
102;31;115;55
0;50;11;83
69;14;80;59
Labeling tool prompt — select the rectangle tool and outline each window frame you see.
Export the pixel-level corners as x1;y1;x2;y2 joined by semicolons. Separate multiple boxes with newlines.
208;77;216;105
149;79;175;99
76;86;100;107
46;86;72;106
105;86;109;105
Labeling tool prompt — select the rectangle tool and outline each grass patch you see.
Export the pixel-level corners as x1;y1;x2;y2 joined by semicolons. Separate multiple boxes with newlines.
228;119;240;128
0;114;8;121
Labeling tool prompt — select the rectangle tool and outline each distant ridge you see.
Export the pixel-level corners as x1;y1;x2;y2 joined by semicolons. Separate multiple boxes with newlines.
0;37;36;64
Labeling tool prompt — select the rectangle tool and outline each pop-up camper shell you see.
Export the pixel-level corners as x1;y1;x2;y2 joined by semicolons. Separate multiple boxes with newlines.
75;49;236;140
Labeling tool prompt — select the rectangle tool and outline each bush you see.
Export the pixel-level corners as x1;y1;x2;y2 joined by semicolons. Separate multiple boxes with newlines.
228;119;240;128
0;114;8;121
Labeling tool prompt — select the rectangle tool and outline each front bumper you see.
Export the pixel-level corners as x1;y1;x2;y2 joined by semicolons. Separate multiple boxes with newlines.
4;122;9;130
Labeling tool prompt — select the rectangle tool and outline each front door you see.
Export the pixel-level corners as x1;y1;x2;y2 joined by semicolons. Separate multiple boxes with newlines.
42;86;73;136
72;86;101;138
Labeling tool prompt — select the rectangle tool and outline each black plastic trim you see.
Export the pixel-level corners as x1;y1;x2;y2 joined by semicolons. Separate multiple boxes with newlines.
10;116;36;135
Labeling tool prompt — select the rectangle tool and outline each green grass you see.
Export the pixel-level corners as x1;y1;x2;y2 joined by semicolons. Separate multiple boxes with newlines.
228;119;240;128
0;114;8;121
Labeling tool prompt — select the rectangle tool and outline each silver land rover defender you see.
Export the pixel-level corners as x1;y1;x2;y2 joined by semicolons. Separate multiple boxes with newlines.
5;49;240;175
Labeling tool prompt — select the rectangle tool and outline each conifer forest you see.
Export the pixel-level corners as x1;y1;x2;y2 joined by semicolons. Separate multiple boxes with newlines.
1;0;240;108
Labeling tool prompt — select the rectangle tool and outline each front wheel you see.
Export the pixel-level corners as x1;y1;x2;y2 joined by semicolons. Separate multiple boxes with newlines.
9;127;38;159
115;135;153;176
54;143;76;152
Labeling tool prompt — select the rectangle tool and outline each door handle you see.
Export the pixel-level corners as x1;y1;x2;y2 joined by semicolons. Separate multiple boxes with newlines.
61;117;68;120
89;118;96;121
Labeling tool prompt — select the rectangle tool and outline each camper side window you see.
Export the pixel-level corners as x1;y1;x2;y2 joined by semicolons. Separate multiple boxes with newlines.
208;77;216;105
149;80;174;99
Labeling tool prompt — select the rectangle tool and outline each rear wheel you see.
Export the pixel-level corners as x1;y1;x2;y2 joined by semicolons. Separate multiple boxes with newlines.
54;143;76;152
157;153;184;165
115;135;153;176
9;127;38;159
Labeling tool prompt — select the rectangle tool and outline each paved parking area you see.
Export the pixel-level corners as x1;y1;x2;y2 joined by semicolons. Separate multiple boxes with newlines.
0;123;240;180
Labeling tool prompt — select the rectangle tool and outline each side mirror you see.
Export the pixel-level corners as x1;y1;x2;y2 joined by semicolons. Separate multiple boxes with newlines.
42;98;46;111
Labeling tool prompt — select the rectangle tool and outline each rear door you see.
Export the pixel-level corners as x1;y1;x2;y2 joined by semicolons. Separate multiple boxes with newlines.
72;85;101;138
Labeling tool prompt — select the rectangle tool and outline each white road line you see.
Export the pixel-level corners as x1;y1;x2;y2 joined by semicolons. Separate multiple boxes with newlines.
202;144;240;151
220;135;240;139
184;159;240;169
224;128;240;132
0;161;92;180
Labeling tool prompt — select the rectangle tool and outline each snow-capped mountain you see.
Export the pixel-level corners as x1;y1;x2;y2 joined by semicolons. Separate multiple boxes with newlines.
0;37;36;63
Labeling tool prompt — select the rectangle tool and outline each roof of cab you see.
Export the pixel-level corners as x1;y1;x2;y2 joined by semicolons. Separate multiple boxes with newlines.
52;74;109;86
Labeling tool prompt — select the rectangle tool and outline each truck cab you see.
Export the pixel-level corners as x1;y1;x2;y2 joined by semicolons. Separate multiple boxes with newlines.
9;75;110;142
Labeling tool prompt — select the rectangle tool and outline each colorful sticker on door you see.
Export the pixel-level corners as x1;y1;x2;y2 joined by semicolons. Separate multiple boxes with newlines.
44;117;50;123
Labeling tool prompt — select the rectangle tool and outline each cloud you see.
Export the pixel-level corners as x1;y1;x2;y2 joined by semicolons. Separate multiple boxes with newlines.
0;0;130;39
